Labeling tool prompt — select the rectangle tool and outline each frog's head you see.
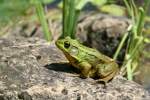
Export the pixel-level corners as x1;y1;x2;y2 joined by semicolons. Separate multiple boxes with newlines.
55;36;80;60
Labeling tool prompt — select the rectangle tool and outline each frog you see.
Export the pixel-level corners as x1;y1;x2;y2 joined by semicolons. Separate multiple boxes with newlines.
55;36;119;83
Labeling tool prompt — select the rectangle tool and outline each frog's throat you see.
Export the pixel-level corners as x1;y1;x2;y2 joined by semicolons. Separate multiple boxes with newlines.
64;52;77;64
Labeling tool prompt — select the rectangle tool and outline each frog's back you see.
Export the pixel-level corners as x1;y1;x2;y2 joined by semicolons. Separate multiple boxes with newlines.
78;44;112;64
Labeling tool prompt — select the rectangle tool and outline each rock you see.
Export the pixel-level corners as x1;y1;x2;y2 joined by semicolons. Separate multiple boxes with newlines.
77;13;131;63
0;37;149;100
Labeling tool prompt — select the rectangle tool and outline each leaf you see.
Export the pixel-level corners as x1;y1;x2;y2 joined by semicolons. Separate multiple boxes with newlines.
0;0;31;24
42;0;54;4
100;4;126;16
76;0;91;10
59;0;90;10
144;38;150;43
91;0;107;6
31;0;54;4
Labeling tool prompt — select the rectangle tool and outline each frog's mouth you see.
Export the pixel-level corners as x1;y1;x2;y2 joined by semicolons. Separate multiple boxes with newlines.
55;40;66;52
55;40;62;49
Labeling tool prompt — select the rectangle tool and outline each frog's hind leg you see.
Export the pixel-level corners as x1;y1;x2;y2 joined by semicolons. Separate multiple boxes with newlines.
96;70;118;84
96;62;119;84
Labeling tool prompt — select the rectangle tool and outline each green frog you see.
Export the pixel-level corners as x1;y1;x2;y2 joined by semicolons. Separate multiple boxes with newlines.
55;36;119;83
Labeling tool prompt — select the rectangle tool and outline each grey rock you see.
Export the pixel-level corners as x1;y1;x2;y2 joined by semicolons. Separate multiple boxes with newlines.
77;13;131;62
0;37;149;100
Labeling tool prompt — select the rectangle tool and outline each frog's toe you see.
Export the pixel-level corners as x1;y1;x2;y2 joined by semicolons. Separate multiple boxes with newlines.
80;74;88;79
95;79;107;84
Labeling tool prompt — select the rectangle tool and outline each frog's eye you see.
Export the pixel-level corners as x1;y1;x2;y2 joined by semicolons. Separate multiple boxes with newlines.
64;41;70;48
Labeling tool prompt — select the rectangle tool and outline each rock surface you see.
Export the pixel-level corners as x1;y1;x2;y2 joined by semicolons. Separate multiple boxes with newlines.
0;37;150;100
77;13;131;63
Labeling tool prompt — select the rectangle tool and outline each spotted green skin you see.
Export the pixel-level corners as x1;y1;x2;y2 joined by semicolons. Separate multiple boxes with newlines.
56;37;119;83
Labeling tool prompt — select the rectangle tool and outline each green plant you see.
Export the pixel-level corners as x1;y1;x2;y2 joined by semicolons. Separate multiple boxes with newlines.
62;0;91;38
62;0;77;38
61;0;118;38
0;0;54;42
113;0;150;80
0;0;30;27
32;0;53;42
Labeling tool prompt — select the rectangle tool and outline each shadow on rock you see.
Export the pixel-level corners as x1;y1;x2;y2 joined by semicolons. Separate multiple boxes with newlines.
44;63;80;74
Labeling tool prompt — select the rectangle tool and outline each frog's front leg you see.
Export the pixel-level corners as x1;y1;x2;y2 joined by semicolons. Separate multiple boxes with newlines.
78;62;92;78
96;62;119;83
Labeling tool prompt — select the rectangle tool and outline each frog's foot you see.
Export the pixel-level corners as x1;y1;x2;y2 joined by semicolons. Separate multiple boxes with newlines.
95;79;107;86
79;74;89;79
96;78;109;83
96;69;118;84
90;80;106;88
